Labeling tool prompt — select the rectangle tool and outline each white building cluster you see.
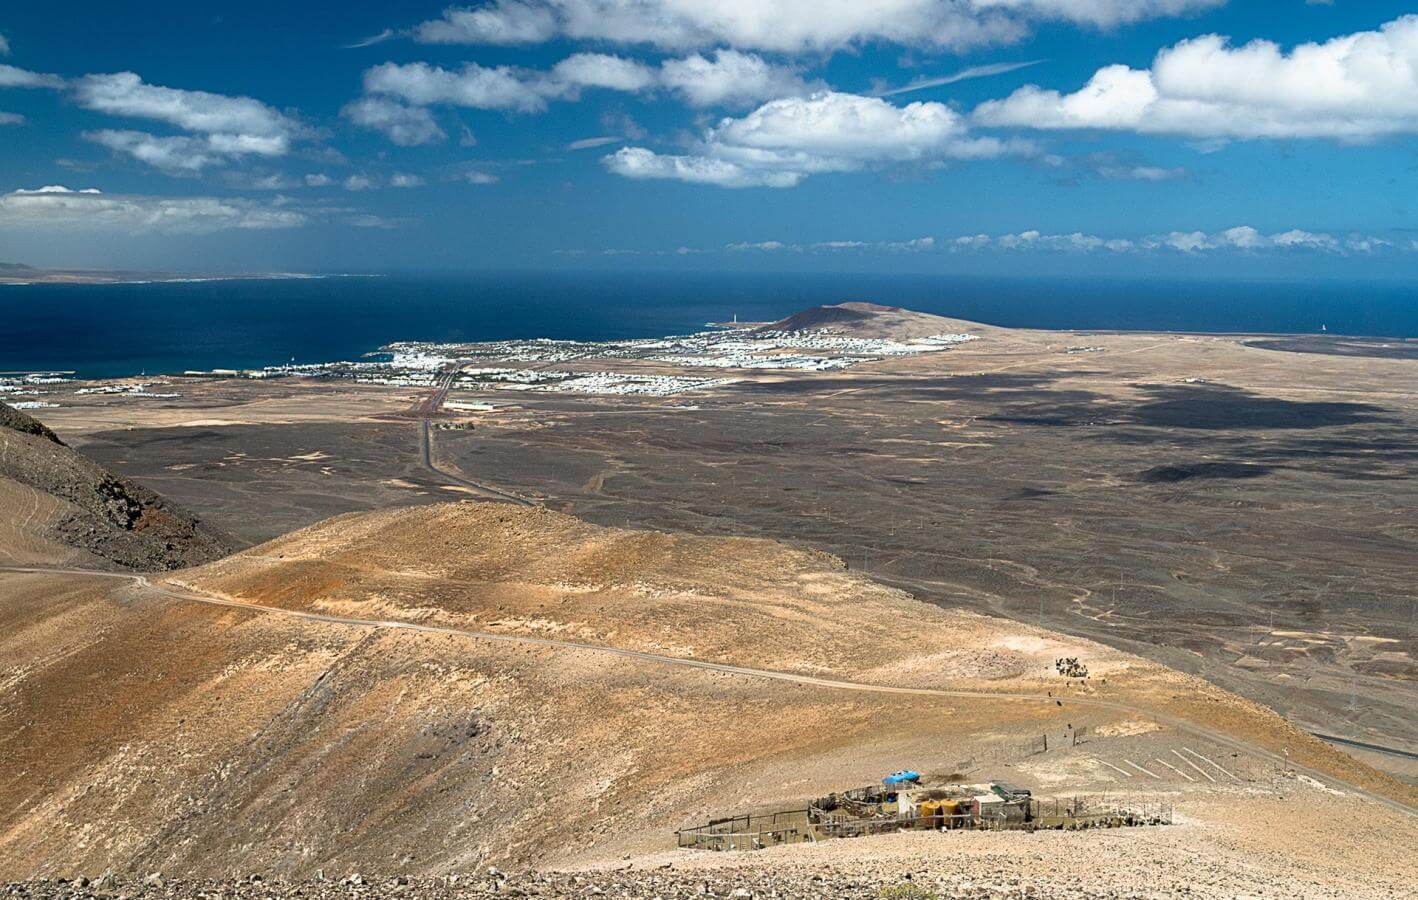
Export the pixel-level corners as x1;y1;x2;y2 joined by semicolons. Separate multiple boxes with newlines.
74;382;180;399
79;324;980;400
1;372;72;408
528;373;737;396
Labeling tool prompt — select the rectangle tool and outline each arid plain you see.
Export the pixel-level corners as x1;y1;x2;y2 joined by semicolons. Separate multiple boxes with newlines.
3;305;1415;897
49;310;1418;769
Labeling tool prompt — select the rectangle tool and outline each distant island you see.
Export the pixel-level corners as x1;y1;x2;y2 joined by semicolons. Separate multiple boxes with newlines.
0;262;326;286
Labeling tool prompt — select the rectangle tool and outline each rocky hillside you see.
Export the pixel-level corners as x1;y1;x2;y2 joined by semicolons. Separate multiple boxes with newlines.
0;401;236;570
0;402;63;444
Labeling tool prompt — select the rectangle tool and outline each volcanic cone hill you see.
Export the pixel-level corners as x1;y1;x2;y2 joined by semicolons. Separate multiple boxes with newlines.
756;301;1007;340
0;400;236;570
2;500;1411;889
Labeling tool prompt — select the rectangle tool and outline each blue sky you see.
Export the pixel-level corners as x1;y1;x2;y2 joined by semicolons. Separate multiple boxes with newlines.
0;0;1416;276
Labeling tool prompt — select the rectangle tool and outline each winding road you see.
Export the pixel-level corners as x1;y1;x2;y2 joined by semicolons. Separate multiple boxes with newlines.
1;563;1411;818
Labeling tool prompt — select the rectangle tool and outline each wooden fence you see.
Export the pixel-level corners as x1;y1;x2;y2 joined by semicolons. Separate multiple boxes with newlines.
675;795;1172;852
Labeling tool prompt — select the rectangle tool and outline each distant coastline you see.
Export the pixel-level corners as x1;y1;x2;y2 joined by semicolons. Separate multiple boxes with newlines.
0;263;365;286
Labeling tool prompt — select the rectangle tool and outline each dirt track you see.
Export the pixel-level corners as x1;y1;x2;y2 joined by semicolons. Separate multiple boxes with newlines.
1;559;1410;818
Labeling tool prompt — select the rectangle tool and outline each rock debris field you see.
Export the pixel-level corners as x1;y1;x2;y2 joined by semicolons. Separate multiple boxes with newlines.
0;870;1226;900
1;834;1392;900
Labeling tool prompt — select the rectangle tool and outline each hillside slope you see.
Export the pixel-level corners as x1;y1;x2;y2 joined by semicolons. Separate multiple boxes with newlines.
0;401;236;570
2;502;1412;892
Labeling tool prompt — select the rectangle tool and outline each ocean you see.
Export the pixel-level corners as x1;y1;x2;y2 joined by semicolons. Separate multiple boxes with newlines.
2;271;1415;379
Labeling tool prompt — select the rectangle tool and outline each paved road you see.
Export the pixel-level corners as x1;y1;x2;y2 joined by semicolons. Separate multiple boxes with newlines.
418;420;534;506
1314;733;1418;762
413;370;535;507
1;563;1412;818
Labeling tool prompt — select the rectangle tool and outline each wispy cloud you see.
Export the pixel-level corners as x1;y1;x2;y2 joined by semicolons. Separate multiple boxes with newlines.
567;135;623;150
874;60;1044;97
345;28;395;49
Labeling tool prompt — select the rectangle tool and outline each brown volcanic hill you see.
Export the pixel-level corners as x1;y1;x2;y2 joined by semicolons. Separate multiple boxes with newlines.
756;301;1002;340
2;501;1412;892
0;401;237;570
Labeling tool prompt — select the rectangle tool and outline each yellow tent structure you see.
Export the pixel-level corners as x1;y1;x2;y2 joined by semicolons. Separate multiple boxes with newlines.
940;798;964;829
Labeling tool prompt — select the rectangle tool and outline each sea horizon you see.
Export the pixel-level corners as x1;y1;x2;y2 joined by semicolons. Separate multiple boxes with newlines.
3;270;1415;379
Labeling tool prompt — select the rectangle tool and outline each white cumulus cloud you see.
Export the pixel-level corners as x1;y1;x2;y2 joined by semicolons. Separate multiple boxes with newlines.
404;0;1223;54
0;63;65;89
13;185;104;194
722;235;938;252
971;0;1223;28
69;73;305;173
552;52;657;92
659;50;814;108
362;60;562;113
342;96;447;145
713;91;1007;167
415;0;559;44
0;185;307;234
975;15;1418;140
83;129;286;173
605;147;803;188
355;49;809;134
606;90;1024;188
74;72;299;140
726;240;790;251
947;225;1400;254
1267;228;1339;251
